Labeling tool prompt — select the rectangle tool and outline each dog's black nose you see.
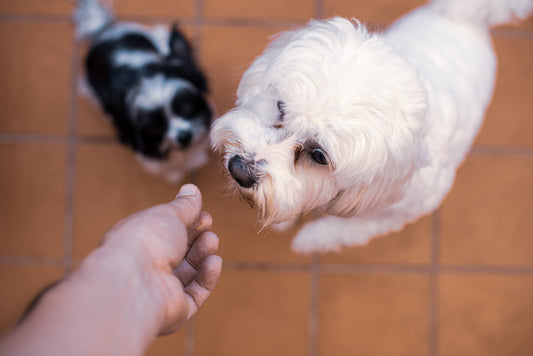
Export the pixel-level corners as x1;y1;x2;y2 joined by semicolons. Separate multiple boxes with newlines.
177;130;192;147
228;155;257;188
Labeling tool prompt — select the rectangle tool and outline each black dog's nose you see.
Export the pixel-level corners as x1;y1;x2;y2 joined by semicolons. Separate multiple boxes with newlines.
177;130;192;147
228;155;257;188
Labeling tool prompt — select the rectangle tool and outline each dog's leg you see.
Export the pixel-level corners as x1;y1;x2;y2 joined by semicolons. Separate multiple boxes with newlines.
291;211;416;253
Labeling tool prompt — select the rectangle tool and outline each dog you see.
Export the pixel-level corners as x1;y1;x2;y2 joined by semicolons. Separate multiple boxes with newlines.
210;0;533;253
73;0;213;183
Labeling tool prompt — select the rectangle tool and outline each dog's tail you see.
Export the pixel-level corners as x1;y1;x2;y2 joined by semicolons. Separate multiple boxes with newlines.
428;0;533;27
72;0;114;39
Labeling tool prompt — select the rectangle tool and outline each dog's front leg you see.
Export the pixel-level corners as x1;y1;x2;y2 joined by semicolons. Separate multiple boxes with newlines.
291;211;412;253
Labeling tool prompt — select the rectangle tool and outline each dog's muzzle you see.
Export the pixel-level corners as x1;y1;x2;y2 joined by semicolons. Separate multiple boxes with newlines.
228;155;257;188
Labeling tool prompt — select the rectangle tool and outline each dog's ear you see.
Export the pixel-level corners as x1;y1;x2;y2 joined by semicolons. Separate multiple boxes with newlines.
169;22;193;61
167;23;209;92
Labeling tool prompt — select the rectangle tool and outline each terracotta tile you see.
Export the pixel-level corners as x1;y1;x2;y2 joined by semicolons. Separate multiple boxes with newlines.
195;160;311;264
0;0;73;16
498;13;533;30
0;264;65;333
76;94;116;138
475;36;533;147
73;142;187;259
200;25;286;115
113;0;195;19
320;215;432;265
440;155;533;266
195;270;310;356
439;274;533;356
203;0;315;22
319;273;430;356
0;143;67;258
323;0;426;26
145;330;186;356
0;21;73;135
518;14;533;30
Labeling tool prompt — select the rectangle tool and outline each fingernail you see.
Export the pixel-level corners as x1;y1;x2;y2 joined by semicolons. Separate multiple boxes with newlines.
176;184;197;197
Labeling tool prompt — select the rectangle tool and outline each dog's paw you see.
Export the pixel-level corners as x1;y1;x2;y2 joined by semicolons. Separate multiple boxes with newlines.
291;216;376;254
291;220;344;254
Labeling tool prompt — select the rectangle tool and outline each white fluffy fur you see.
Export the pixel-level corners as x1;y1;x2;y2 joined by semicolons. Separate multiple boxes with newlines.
211;0;533;253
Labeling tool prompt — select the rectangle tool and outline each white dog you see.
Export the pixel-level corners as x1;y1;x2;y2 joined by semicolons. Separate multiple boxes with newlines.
211;0;533;253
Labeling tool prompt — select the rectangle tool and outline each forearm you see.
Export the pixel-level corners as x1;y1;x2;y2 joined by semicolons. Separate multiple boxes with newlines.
0;185;221;356
0;249;160;356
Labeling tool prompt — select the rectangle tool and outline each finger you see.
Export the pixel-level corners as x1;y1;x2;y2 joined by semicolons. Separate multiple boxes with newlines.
186;211;213;247
184;255;223;320
167;184;203;228
174;231;219;285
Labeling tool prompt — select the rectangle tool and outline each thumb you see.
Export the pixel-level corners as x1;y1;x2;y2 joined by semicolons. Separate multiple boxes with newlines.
167;184;203;228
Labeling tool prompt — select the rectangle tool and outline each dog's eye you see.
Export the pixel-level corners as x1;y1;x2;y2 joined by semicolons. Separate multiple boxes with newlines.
172;92;203;118
311;148;328;165
179;101;196;117
277;100;286;120
173;99;198;118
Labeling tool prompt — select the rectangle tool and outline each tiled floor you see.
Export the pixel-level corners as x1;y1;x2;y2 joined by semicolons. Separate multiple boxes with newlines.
1;1;533;355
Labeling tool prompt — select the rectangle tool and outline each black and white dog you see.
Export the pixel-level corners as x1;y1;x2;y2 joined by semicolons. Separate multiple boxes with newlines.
74;0;213;183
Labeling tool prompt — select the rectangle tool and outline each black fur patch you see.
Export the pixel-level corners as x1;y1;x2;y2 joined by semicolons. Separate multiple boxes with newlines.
84;25;211;159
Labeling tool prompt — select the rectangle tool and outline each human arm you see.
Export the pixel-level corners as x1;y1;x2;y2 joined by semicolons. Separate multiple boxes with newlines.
0;184;222;356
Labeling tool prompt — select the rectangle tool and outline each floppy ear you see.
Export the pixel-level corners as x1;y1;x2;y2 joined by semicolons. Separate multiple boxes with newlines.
168;22;194;61
166;23;209;93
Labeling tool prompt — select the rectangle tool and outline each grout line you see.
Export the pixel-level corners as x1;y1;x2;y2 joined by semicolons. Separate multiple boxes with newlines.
114;15;196;25
3;255;532;274
429;210;441;356
0;13;311;29
319;264;432;274
185;318;195;356
315;0;324;19
0;256;64;266
492;27;533;39
77;136;116;144
0;134;116;144
114;15;300;28
223;261;533;275
442;265;533;275
191;0;205;100
309;254;320;356
0;134;70;143
192;18;303;29
470;145;533;157
223;261;311;272
63;35;81;273
0;13;298;29
192;0;204;54
0;14;70;22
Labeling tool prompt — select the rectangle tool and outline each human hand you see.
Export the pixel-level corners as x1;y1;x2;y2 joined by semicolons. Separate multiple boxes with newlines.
80;184;222;336
0;184;222;356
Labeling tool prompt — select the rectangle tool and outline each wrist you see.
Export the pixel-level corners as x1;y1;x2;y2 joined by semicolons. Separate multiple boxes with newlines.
52;247;161;355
